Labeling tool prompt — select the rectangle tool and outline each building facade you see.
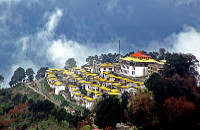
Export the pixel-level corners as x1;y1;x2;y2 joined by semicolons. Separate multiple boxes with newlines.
119;52;157;77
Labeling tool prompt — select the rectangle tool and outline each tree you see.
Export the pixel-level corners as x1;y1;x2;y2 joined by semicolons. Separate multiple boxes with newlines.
164;74;200;104
148;51;159;60
0;75;4;88
86;55;99;66
164;53;199;78
9;67;26;87
158;48;165;60
163;97;197;129
0;75;4;84
35;67;48;79
121;91;130;122
64;58;77;69
95;97;122;129
124;51;135;57
128;88;155;127
26;68;35;82
145;73;167;104
163;96;196;122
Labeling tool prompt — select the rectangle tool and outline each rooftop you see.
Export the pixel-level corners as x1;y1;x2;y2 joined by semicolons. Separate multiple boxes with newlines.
130;52;150;58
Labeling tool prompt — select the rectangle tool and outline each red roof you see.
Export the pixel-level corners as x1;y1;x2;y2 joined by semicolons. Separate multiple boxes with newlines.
130;52;150;58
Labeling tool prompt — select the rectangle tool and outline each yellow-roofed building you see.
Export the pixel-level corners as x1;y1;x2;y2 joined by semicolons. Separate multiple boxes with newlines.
83;96;94;110
99;62;114;76
119;52;158;77
148;60;166;76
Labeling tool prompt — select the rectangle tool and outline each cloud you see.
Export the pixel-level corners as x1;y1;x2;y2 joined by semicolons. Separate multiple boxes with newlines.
145;25;200;72
45;8;63;33
175;0;200;6
106;0;119;13
0;0;22;4
1;7;117;88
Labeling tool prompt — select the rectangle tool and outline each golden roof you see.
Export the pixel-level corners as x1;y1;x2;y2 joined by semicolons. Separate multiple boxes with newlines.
115;76;122;79
106;80;114;83
135;86;140;89
100;63;114;67
114;63;119;65
72;67;81;70
74;92;83;96
98;78;107;82
103;72;110;74
109;75;116;78
79;80;86;83
76;78;82;80
83;96;94;101
85;81;92;84
48;75;56;78
54;81;63;86
49;68;61;71
99;87;111;91
111;89;120;93
50;78;56;81
72;89;78;91
120;56;157;63
68;85;76;88
112;83;121;86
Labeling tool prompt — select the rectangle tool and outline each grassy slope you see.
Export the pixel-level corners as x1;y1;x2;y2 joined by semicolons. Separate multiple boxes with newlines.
0;83;72;130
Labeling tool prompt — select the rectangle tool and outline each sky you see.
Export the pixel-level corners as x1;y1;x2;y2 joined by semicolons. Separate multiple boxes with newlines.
1;0;200;87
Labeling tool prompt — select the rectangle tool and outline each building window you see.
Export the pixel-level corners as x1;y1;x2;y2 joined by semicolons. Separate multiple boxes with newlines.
133;67;135;70
104;68;106;70
109;68;112;70
132;71;135;75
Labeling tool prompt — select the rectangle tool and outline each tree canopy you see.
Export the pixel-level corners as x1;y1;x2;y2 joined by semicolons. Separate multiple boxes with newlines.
0;75;4;88
64;58;77;69
164;53;199;78
35;67;48;79
128;88;155;127
95;97;122;129
0;75;4;84
9;67;26;87
26;68;35;82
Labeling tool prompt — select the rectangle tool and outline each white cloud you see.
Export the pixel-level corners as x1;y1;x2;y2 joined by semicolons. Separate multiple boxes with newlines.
176;0;200;6
45;9;63;33
145;25;200;73
1;7;117;87
106;0;119;13
0;0;22;4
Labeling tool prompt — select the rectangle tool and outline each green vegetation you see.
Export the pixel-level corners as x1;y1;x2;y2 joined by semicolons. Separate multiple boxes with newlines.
0;75;4;88
80;88;87;95
0;84;76;129
26;68;35;82
44;78;53;92
9;67;26;87
64;58;77;70
35;67;48;79
95;97;122;129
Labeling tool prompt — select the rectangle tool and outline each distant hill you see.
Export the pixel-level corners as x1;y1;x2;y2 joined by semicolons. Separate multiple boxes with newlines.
0;83;72;129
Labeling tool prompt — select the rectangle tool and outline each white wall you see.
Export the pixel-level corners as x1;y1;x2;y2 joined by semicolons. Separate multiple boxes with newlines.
120;63;148;77
55;85;65;95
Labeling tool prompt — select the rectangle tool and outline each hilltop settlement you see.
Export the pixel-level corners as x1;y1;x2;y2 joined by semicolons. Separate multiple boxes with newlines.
45;52;166;110
1;50;200;129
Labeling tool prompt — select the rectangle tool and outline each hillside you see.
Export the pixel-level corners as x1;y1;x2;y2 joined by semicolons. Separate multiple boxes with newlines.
0;83;72;130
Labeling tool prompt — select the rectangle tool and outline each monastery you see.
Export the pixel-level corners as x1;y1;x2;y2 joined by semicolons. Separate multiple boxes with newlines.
45;52;165;109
